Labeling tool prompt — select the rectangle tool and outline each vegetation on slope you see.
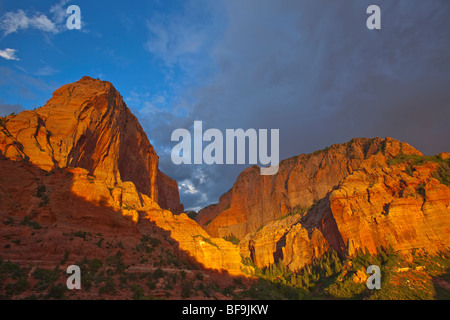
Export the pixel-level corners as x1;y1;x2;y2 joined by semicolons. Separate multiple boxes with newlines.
239;248;450;300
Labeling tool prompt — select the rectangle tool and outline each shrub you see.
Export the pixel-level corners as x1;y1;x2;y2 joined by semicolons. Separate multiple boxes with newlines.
32;268;59;292
195;272;204;281
71;230;89;240
431;161;450;186
99;278;116;295
325;276;366;299
95;238;104;248
141;235;161;247
130;284;147;300
388;154;450;186
152;267;165;279
35;185;46;198
87;258;103;274
20;217;42;230
105;251;127;273
146;280;156;290
0;261;24;280
417;183;426;198
181;280;193;298
135;243;154;254
194;235;218;248
223;233;240;245
0;116;9;128
32;268;58;282
3;217;13;226
244;278;309;300
46;283;67;299
186;211;197;220
59;251;69;265
222;286;234;296
6;277;30;295
127;272;138;282
204;220;212;226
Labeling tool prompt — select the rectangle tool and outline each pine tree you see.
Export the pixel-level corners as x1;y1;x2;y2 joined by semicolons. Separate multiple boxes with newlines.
302;273;310;288
290;274;297;287
333;259;342;273
325;264;333;277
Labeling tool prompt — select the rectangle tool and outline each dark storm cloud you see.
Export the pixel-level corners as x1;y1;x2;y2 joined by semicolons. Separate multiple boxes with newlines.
0;103;23;116
192;0;450;155
142;0;450;211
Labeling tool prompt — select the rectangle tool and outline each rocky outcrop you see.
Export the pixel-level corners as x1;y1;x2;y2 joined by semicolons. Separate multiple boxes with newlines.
0;77;247;276
2;76;448;279
238;148;450;271
0;156;245;275
325;155;450;257
197;189;232;227
202;137;422;239
144;210;245;275
239;214;330;271
0;76;182;213
157;170;184;214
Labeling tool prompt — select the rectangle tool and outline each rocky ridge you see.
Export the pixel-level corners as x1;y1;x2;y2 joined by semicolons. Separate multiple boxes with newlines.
198;138;450;271
199;137;421;238
0;77;244;276
0;76;182;213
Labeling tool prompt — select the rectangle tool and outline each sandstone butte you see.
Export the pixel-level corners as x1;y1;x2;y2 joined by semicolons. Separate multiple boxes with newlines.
0;76;245;276
197;137;450;271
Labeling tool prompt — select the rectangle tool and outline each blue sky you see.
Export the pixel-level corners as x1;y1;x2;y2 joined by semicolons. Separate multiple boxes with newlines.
0;0;223;110
1;0;449;211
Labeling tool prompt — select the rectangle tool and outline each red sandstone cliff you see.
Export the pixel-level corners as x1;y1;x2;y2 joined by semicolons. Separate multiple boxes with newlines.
0;77;245;275
0;76;182;213
200;138;450;271
239;153;450;270
200;137;422;239
157;170;184;214
1;77;448;281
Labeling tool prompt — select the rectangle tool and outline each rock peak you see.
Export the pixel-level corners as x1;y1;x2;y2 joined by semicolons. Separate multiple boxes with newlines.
198;136;422;239
0;77;183;213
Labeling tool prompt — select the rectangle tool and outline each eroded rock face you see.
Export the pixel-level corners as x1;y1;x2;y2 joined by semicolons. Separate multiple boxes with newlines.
0;157;245;275
326;156;450;257
238;148;450;271
157;170;184;214
144;210;245;275
197;190;232;227
0;76;182;213
202;137;422;240
0;77;246;275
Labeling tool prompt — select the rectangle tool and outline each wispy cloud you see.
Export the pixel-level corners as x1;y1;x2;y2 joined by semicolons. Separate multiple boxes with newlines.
34;65;59;76
0;48;19;60
0;1;73;37
144;0;225;78
0;9;57;36
145;20;205;68
50;0;71;26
